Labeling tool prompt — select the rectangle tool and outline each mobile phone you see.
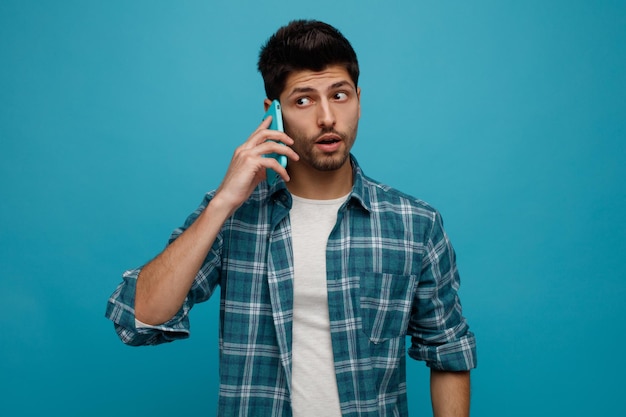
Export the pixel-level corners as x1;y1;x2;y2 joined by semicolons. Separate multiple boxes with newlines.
262;100;287;185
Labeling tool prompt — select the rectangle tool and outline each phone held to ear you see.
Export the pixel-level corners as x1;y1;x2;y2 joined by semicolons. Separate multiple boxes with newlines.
262;100;287;185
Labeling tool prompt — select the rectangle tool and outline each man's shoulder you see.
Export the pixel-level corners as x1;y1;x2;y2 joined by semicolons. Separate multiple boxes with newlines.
359;173;438;217
202;184;274;207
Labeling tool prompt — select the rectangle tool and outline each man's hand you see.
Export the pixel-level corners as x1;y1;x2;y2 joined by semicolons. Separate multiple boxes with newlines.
213;116;300;216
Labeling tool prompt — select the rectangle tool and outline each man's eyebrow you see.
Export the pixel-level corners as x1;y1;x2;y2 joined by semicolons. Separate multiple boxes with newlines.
287;80;355;97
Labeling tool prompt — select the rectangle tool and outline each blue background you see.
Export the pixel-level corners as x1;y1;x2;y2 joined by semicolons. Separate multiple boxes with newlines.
1;1;625;416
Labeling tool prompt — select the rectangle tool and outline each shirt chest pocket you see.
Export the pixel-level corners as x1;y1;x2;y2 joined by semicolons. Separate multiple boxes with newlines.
359;272;417;344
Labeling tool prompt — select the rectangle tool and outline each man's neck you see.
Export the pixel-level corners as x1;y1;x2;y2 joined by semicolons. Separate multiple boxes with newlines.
286;160;353;200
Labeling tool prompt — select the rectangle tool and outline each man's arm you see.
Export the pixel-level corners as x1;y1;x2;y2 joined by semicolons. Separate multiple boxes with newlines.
134;117;299;325
430;370;471;417
134;197;231;325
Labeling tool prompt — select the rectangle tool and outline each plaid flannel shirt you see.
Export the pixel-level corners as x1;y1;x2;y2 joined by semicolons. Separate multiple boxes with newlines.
106;156;476;416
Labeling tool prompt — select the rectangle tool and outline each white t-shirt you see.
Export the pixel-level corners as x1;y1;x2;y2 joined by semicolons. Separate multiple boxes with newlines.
289;193;349;417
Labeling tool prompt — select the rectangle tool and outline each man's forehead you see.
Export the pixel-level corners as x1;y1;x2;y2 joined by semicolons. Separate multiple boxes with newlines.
282;66;355;96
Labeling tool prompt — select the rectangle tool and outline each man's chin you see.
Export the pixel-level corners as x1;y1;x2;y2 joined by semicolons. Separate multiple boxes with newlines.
310;153;350;171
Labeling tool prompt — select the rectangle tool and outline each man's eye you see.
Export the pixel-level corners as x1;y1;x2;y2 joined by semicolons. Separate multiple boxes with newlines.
296;97;311;106
334;92;348;101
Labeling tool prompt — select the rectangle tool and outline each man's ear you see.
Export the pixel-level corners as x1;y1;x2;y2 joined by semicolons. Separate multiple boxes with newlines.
357;87;361;119
263;98;272;112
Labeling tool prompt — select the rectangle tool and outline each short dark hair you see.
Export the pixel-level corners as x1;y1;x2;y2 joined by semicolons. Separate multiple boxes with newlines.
258;20;360;100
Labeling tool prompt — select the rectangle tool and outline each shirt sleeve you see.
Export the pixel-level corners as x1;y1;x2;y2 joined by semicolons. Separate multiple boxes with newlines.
104;193;222;346
407;210;477;371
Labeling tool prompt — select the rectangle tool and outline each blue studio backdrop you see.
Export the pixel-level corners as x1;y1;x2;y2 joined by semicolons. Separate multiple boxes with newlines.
1;1;625;416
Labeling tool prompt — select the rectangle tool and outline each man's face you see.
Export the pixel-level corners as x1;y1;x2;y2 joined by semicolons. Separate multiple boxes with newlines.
277;65;361;172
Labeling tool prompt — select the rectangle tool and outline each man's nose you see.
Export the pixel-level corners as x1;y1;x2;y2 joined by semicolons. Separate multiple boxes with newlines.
317;100;336;128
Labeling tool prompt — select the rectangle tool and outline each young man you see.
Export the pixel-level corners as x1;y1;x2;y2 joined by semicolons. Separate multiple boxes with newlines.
106;20;477;417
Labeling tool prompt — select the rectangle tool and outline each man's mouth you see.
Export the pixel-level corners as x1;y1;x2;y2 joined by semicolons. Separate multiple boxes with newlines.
314;133;343;153
316;133;341;144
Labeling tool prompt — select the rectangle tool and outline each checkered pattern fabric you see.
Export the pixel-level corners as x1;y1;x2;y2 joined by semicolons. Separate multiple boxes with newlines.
106;156;476;416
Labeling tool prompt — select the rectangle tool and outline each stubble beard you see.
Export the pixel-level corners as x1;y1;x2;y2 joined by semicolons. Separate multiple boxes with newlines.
288;126;358;172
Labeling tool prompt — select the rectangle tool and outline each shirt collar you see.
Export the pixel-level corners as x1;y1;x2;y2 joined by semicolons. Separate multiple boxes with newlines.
267;154;372;213
347;155;372;213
